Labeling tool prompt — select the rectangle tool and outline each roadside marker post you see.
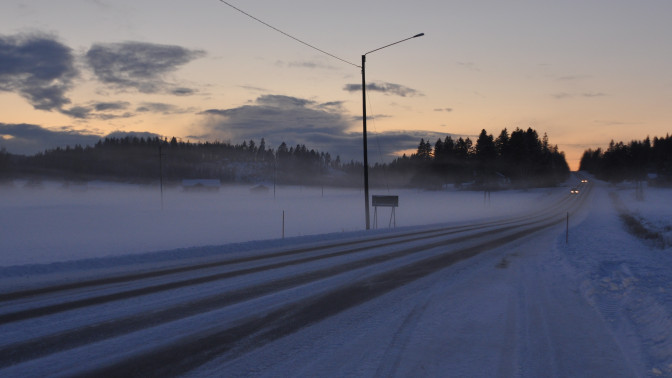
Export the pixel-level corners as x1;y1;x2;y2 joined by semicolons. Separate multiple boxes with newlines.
566;212;569;244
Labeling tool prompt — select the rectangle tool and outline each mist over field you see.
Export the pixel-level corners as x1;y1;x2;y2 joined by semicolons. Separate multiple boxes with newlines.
0;180;550;267
2;176;672;376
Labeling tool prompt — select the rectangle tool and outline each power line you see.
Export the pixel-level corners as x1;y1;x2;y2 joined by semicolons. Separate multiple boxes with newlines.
217;0;360;68
366;91;392;192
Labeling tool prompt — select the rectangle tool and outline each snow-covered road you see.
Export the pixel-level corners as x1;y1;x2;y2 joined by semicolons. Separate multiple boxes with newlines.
1;178;671;377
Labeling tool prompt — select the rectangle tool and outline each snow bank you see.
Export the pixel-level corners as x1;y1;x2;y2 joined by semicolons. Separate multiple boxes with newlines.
560;180;672;375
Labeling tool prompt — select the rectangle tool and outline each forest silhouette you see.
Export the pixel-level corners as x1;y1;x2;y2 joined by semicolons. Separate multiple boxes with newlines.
580;135;672;185
0;127;587;189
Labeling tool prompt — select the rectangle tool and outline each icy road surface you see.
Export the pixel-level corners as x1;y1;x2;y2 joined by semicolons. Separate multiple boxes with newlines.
1;178;672;376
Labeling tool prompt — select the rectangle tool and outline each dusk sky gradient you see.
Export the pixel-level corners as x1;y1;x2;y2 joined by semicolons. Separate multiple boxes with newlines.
1;0;671;169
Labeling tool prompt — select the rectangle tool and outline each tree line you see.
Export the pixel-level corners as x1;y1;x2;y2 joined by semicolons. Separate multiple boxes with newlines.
1;128;570;189
373;127;570;189
1;136;351;186
579;135;672;185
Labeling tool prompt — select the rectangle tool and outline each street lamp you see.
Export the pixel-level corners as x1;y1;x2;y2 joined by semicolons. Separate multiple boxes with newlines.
361;33;424;230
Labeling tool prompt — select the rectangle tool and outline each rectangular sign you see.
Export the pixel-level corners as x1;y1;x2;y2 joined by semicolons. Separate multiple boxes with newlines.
372;195;398;207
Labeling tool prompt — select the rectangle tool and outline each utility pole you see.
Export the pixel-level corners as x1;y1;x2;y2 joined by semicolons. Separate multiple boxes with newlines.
361;33;424;230
158;144;164;211
362;54;370;229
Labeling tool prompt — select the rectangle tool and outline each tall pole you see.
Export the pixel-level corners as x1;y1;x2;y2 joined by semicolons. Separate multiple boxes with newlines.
361;33;424;231
362;54;370;230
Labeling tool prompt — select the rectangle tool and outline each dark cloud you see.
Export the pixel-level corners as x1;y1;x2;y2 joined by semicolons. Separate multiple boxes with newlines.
317;101;346;110
256;94;315;108
94;101;130;112
368;130;449;157
0;33;77;112
199;95;349;138
171;87;196;96
136;102;191;114
0;123;164;155
0;34;204;120
343;81;422;97
239;85;268;92
60;106;93;119
0;123;100;155
57;101;134;120
0;99;446;161
58;100;186;119
198;94;440;162
434;108;453;112
85;41;205;94
352;114;391;122
104;130;162;140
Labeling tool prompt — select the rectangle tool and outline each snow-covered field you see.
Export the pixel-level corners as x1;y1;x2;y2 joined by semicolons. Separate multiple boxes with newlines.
1;176;671;377
0;180;547;267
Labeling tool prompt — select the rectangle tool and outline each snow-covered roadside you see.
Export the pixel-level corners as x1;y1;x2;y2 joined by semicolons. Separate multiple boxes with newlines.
560;181;672;376
190;179;666;377
2;177;671;376
613;184;672;248
191;228;640;377
190;179;672;377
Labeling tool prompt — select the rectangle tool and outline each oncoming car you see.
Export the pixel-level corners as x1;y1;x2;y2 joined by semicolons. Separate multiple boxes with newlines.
570;187;580;194
581;179;588;183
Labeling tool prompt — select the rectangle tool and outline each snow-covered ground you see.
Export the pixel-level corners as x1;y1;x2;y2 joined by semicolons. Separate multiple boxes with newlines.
0;180;549;267
613;184;672;248
562;182;672;376
190;179;672;377
1;176;671;377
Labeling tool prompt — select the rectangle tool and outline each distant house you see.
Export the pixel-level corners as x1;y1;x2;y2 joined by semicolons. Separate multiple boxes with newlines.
181;179;221;192
250;184;270;194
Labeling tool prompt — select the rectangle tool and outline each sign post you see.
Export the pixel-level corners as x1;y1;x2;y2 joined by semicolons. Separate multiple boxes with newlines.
372;195;399;229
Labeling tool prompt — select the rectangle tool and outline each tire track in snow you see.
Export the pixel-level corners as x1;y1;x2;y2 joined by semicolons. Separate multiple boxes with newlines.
1;187;578;304
0;185;588;375
0;219;548;368
0;220;528;325
0;192;579;325
79;221;564;377
0;224;480;302
373;299;430;377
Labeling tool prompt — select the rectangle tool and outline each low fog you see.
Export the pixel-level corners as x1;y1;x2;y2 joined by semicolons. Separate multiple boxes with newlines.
0;180;556;266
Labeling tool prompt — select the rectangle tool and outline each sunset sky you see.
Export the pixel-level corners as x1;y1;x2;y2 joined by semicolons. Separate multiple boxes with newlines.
1;0;670;170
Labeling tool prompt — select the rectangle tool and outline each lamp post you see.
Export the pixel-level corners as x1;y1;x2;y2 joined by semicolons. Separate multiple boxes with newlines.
361;33;424;230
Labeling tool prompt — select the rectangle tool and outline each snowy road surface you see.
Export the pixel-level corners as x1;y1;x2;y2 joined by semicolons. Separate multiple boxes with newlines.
1;179;672;376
